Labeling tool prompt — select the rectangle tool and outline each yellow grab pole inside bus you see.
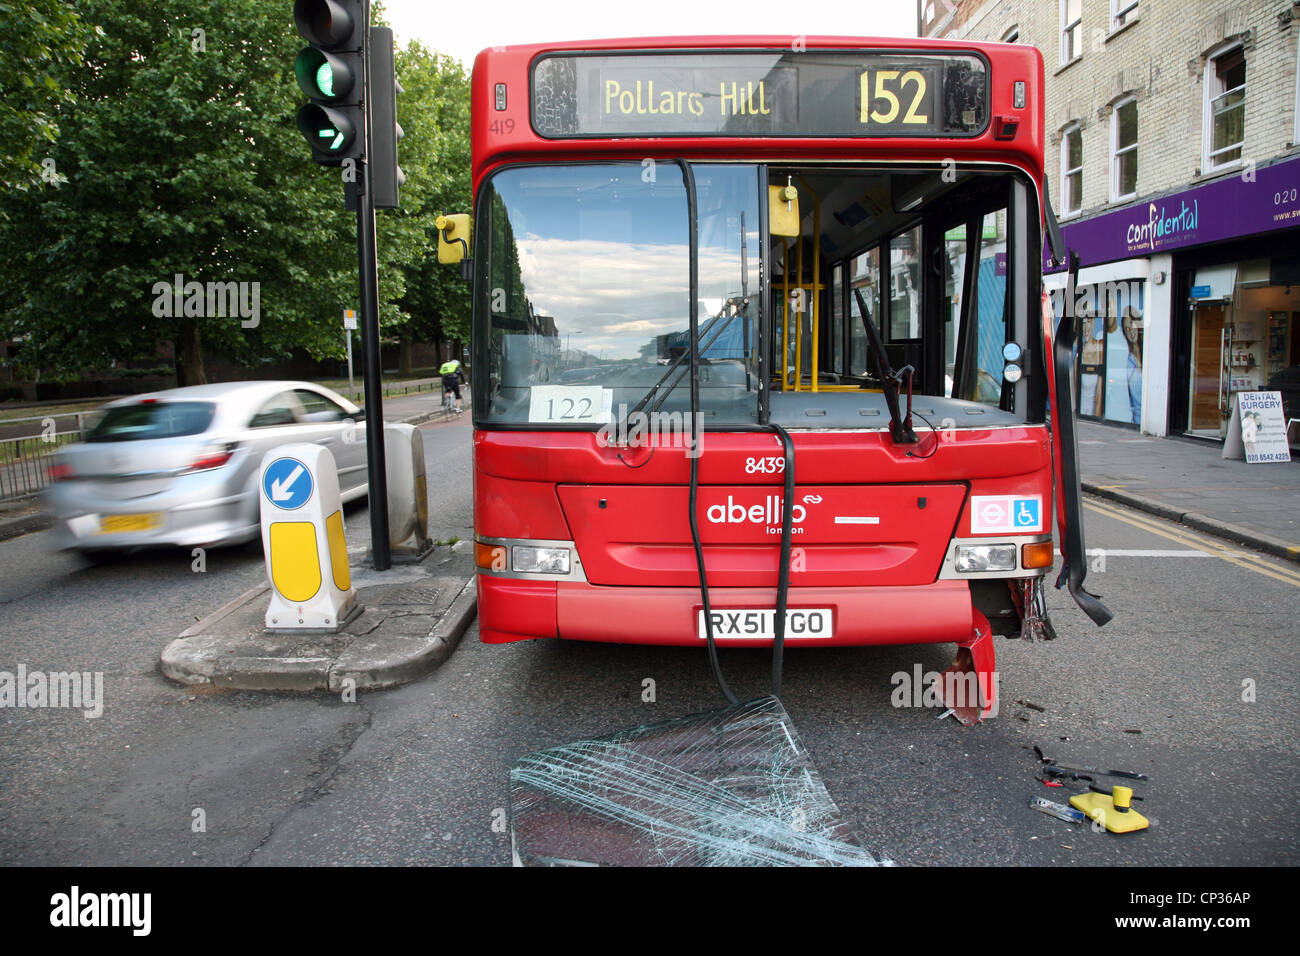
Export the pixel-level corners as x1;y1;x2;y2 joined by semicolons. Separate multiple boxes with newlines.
794;229;803;391
800;178;822;394
781;240;791;389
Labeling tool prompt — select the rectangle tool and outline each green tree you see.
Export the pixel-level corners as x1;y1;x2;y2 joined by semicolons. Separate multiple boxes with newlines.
0;0;99;194
0;0;469;386
384;45;471;375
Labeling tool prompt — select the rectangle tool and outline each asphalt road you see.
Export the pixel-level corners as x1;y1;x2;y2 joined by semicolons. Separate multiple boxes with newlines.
0;417;1296;866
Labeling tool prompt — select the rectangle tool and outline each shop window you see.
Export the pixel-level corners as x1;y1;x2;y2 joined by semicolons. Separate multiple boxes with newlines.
1204;44;1245;171
1061;125;1083;215
941;223;968;396
889;226;922;341
1075;282;1145;425
1103;284;1144;425
1111;98;1138;202
972;212;1008;406
1060;0;1082;65
848;247;879;377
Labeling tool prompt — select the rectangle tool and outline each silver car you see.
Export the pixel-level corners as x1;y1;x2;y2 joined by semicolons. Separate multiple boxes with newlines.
44;381;368;553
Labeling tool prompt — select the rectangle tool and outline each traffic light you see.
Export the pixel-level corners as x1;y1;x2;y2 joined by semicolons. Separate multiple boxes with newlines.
293;0;365;165
370;27;405;208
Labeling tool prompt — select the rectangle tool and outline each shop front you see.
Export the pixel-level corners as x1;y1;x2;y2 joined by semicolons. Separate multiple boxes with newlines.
1174;252;1300;441
1047;155;1300;442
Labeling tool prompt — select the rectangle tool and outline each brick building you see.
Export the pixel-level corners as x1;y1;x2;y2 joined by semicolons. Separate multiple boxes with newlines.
922;0;1300;442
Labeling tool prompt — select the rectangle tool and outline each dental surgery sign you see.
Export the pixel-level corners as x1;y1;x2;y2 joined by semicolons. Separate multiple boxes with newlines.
531;52;988;138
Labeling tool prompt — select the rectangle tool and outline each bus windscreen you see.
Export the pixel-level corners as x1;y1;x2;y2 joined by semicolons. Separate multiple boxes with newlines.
532;51;989;139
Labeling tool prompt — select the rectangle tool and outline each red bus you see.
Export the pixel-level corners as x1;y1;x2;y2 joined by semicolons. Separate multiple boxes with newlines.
441;36;1110;722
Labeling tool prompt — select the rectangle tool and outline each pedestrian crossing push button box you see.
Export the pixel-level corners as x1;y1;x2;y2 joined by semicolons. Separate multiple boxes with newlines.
260;443;357;630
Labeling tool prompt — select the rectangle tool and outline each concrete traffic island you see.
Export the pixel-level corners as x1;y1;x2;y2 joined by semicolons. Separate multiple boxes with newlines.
161;545;476;692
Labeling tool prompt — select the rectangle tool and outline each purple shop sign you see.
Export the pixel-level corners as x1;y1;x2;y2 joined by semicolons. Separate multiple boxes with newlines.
1044;156;1300;271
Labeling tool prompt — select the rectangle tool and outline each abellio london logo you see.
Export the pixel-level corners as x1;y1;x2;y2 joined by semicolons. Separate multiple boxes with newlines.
706;495;810;531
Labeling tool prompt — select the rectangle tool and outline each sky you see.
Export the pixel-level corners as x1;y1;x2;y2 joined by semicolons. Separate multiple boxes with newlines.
381;0;918;70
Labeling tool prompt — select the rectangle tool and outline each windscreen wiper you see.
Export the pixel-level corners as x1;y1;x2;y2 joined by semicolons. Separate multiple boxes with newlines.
621;308;744;422
853;288;918;444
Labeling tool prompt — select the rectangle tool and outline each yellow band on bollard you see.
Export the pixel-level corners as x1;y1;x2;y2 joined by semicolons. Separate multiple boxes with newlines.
270;522;322;602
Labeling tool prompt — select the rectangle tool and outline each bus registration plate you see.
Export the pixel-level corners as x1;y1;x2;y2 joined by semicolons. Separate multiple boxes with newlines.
698;608;833;640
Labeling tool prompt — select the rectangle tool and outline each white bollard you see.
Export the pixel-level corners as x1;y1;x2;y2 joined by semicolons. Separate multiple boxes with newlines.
260;443;358;630
383;423;433;560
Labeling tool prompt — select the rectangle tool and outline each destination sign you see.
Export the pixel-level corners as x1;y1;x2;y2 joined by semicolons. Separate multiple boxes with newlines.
532;51;988;138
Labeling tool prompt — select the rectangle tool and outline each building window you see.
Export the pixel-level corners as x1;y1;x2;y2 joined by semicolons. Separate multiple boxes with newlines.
1062;125;1083;215
1204;44;1245;170
1060;0;1082;64
1112;0;1138;31
1111;98;1138;201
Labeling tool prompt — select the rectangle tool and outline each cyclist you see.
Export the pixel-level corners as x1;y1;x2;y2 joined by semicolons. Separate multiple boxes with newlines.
440;358;465;414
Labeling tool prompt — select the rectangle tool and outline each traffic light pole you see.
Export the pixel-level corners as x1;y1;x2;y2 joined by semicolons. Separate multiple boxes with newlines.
356;0;390;571
293;0;390;569
357;175;390;571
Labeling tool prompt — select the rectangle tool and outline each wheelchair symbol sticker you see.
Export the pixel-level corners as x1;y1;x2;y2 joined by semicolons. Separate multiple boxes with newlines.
1014;499;1040;529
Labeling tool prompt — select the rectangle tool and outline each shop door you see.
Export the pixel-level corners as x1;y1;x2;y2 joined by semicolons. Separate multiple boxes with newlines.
1189;304;1227;435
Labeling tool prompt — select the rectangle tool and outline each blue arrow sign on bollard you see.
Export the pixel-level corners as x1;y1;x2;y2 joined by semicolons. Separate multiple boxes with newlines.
263;457;314;510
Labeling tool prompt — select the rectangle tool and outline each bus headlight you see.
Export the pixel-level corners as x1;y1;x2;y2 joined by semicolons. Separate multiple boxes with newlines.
955;544;1016;572
511;546;571;574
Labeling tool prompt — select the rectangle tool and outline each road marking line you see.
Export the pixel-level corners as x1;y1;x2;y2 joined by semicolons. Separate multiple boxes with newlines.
1083;549;1215;557
1081;502;1294;582
1084;500;1300;588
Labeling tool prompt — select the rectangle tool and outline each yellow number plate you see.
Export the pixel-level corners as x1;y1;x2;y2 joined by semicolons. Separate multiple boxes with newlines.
99;513;161;534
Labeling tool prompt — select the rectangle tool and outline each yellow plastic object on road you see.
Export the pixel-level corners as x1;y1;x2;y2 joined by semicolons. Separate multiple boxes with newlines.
1069;786;1149;834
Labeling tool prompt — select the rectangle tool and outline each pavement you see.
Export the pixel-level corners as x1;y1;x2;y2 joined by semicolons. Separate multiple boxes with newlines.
1077;419;1300;563
161;545;477;691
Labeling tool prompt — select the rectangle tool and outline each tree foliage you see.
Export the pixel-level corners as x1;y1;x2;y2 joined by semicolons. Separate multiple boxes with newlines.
0;0;99;193
385;45;471;369
0;0;472;383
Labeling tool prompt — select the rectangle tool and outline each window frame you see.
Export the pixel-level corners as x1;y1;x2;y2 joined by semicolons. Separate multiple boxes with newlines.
1294;33;1300;146
1203;42;1246;173
1111;0;1138;32
1110;97;1138;202
1061;123;1083;216
1060;0;1083;66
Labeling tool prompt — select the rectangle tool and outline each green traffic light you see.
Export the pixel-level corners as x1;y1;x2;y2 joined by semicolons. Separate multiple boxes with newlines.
296;103;355;159
294;47;352;102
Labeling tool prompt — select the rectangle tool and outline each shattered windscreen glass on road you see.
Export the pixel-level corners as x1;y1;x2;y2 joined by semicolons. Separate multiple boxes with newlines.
509;696;889;866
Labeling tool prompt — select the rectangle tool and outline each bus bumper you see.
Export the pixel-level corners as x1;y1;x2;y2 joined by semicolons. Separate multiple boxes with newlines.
477;575;974;647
